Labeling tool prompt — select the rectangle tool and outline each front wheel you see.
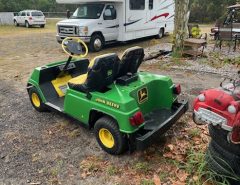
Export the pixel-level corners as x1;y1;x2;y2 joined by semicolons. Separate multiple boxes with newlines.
94;116;127;155
89;34;104;52
14;20;19;27
28;87;47;112
40;24;45;28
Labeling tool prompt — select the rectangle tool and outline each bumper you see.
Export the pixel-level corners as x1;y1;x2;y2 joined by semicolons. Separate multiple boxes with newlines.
56;35;91;44
133;100;188;150
29;21;46;25
194;108;232;131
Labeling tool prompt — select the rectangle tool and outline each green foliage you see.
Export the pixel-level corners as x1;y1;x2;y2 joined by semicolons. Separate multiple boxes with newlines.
189;0;237;23
0;0;76;12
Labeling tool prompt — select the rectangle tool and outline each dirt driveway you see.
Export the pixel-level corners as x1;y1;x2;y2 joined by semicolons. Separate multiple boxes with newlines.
0;23;237;185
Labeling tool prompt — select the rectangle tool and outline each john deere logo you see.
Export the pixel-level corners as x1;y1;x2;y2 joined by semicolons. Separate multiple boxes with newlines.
138;87;148;104
107;70;113;76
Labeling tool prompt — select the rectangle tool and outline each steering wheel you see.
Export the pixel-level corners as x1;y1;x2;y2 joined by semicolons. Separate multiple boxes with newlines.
62;37;88;58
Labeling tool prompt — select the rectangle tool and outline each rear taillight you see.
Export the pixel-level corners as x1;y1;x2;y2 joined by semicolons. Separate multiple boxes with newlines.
29;17;32;20
173;84;181;95
129;111;144;126
229;126;240;144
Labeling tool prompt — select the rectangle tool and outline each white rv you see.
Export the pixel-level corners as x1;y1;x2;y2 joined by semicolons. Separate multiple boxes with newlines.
56;0;175;51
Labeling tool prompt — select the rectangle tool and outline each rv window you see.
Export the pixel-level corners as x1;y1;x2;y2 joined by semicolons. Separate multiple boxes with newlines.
149;0;153;10
104;5;117;20
130;0;145;10
71;4;105;19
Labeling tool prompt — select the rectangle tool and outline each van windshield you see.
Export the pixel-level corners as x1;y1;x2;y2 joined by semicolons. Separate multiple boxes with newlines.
71;4;105;19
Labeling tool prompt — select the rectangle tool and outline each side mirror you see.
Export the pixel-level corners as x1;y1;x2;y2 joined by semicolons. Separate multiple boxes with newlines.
67;10;71;19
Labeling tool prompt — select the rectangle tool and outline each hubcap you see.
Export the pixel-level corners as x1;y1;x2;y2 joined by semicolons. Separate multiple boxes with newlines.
31;93;41;108
99;128;114;148
94;38;102;50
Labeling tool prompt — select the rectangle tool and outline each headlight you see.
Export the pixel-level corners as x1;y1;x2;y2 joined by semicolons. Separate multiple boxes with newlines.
228;105;237;114
79;26;88;36
198;94;205;102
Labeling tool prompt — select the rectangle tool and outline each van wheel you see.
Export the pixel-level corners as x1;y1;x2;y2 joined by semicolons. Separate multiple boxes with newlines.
157;28;164;39
89;34;104;52
14;20;19;27
94;116;127;155
25;21;31;28
28;87;47;112
40;24;45;28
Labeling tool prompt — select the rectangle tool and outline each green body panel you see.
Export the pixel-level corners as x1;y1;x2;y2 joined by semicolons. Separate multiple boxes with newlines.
64;72;176;133
28;63;176;134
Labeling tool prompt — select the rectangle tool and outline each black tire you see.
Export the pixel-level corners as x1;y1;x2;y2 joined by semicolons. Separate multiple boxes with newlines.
14;20;19;27
209;124;240;156
28;87;47;112
94;116;127;155
89;34;104;52
25;21;31;28
192;112;205;125
40;24;45;28
156;28;164;39
209;140;240;173
206;149;240;185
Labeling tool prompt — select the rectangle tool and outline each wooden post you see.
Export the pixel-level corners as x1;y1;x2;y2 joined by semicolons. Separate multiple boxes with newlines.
173;0;190;57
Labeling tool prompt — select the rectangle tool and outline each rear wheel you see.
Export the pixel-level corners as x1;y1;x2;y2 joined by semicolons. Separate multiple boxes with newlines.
14;20;19;27
28;87;47;112
40;24;45;28
156;28;164;39
94;116;127;155
89;34;104;52
25;21;31;28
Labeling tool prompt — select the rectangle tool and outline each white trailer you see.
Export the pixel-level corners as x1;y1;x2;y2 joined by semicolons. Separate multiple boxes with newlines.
56;0;175;51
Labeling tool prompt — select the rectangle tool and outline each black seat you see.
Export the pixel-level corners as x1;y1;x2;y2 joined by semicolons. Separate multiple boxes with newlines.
116;46;144;85
118;46;144;77
68;53;120;93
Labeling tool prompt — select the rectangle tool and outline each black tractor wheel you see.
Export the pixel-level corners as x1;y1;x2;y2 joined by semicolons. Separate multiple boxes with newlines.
94;116;127;155
89;34;104;52
28;87;47;112
208;124;240;156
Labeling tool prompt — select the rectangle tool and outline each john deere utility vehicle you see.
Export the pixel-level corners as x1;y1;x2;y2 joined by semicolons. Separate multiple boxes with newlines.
27;37;188;155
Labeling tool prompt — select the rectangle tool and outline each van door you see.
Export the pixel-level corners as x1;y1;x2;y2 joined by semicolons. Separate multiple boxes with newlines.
102;5;119;41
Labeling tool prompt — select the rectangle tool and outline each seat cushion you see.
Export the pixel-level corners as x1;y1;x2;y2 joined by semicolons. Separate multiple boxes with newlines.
68;73;88;85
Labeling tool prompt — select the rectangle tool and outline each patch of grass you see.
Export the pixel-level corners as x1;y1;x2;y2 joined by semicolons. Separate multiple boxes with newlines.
183;149;232;185
140;179;155;185
188;128;201;138
107;165;119;176
133;162;151;174
0;18;61;36
159;171;169;182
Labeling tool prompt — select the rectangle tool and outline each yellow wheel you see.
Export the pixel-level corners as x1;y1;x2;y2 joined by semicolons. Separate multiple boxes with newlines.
29;87;47;112
94;116;127;155
31;93;41;108
99;128;115;148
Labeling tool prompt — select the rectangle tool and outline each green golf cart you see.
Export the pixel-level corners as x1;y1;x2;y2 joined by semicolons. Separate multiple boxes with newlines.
27;37;188;155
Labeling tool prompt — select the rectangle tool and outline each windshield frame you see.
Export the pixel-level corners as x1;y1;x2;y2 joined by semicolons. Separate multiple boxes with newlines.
71;3;105;19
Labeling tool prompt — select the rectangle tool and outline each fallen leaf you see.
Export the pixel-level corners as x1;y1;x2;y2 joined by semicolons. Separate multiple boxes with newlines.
153;174;161;185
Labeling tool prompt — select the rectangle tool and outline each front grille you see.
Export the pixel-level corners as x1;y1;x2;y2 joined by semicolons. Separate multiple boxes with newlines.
58;25;77;35
195;108;227;125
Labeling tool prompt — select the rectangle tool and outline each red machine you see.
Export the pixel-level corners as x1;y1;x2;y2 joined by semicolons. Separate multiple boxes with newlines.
193;74;240;144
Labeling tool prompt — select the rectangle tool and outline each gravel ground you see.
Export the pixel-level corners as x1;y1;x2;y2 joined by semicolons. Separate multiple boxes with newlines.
0;28;239;185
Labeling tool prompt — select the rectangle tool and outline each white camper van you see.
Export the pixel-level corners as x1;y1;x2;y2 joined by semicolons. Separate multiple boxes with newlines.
56;0;175;51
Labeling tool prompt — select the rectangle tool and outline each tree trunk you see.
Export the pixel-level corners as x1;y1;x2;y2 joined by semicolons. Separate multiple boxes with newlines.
173;0;190;57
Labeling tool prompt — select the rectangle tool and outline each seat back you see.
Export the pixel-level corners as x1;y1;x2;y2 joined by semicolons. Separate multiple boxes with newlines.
118;46;144;77
85;53;120;92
